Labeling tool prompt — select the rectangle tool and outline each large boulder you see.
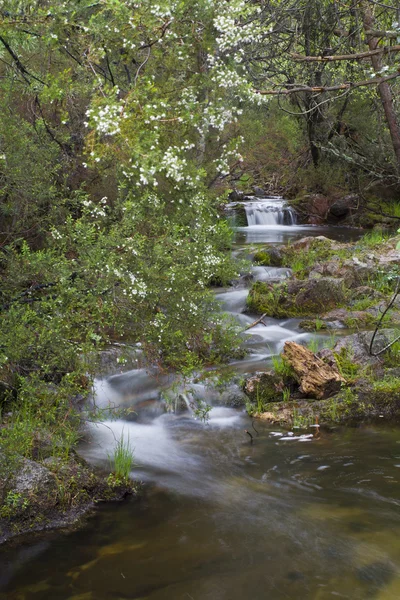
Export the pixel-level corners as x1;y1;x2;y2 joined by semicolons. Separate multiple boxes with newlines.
228;189;244;202
299;194;330;224
319;308;376;329
97;344;142;377
252;186;266;197
309;257;377;288
253;246;284;267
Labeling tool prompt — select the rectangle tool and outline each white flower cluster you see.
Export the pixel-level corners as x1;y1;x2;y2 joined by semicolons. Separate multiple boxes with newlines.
86;100;125;136
161;146;187;183
201;106;234;132
108;266;148;299
149;1;177;19
51;228;63;240
214;137;244;176
213;0;263;52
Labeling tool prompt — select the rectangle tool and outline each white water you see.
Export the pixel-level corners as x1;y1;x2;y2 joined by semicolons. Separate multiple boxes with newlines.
243;197;297;226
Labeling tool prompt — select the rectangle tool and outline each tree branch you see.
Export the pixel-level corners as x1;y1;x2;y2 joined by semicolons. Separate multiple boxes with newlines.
255;71;400;95
365;29;400;38
291;45;400;62
0;35;46;85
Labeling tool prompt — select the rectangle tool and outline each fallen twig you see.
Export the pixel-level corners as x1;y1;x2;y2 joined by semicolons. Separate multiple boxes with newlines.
245;313;268;330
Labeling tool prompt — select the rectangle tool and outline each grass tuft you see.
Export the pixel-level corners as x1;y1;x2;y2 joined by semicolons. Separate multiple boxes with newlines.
109;433;135;481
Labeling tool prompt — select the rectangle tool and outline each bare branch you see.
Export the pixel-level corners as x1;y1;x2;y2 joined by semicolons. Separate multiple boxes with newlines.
291;45;400;62
255;71;400;96
365;29;400;38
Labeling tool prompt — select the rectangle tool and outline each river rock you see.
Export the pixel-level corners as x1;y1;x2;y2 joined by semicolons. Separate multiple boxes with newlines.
253;246;284;267
291;277;346;313
309;258;377;288
243;371;288;405
97;345;142;377
288;235;337;252
328;194;358;219
320;308;375;329
283;341;345;399
247;276;347;317
219;385;248;408
228;189;244;202
13;458;57;497
252;186;266;197
332;330;397;369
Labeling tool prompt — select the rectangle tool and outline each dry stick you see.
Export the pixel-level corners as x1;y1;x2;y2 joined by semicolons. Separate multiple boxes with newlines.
245;430;253;444
369;276;400;356
245;313;268;330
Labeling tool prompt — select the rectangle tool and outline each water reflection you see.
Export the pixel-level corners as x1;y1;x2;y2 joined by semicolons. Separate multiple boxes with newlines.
234;224;364;245
2;424;400;599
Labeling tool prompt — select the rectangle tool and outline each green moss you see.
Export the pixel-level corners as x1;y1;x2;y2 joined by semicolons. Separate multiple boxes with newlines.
351;297;377;311
372;376;400;394
246;281;284;316
253;251;271;266
333;347;362;383
343;313;376;329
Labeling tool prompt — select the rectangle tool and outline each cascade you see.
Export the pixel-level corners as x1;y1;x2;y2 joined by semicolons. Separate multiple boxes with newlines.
243;197;297;226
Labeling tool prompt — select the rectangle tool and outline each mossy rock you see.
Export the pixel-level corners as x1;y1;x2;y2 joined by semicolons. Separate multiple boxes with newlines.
252;246;283;267
243;371;291;409
247;277;347;318
253;250;271;266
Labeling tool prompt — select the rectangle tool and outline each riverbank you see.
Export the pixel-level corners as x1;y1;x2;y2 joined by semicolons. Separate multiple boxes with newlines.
0;452;136;545
243;231;400;425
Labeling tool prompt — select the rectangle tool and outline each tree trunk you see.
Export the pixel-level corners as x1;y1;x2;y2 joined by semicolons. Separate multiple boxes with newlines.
362;2;400;171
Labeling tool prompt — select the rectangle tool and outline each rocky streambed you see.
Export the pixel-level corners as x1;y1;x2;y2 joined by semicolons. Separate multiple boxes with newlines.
242;233;400;426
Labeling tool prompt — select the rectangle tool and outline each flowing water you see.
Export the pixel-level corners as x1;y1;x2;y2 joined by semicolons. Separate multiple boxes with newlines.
2;199;400;600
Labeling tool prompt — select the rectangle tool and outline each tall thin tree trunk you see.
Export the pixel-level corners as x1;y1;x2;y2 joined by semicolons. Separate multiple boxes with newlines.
362;2;400;171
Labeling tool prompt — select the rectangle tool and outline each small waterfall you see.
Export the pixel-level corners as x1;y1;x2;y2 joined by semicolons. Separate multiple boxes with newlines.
243;197;297;226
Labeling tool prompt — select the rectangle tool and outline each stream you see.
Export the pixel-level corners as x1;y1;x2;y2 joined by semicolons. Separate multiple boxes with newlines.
2;198;400;600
